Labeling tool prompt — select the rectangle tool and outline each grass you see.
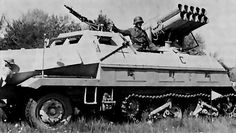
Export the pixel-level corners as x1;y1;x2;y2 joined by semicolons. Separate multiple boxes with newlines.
1;117;236;133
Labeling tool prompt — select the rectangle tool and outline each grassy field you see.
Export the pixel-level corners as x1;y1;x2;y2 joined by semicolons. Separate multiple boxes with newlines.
1;117;236;133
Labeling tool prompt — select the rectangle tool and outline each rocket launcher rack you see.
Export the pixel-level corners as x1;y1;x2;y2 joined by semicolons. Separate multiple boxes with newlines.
145;4;208;37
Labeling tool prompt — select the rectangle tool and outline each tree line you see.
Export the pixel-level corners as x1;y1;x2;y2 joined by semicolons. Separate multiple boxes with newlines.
0;9;82;49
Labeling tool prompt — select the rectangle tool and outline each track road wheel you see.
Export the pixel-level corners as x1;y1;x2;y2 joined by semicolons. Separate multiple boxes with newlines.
226;106;236;118
223;102;236;118
122;98;140;122
25;94;72;130
164;105;182;119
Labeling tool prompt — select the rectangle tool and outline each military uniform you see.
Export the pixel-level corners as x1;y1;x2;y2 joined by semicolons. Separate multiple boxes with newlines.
113;16;158;51
113;26;151;50
0;58;19;87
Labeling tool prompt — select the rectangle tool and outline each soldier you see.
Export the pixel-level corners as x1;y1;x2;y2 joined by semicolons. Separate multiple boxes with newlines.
112;16;158;51
0;58;19;87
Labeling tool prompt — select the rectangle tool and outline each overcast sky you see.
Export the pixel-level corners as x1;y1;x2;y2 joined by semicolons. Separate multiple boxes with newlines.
1;0;236;66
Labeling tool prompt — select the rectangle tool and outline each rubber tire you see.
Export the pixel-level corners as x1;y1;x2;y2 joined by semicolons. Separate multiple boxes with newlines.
25;93;73;130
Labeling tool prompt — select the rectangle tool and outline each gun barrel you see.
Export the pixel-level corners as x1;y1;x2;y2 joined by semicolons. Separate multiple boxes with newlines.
64;5;69;9
64;5;99;30
64;5;73;12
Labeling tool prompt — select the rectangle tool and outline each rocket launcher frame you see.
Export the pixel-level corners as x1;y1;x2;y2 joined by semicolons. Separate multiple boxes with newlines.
145;4;208;37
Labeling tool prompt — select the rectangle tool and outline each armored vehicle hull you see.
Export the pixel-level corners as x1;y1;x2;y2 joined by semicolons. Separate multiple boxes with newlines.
0;4;235;130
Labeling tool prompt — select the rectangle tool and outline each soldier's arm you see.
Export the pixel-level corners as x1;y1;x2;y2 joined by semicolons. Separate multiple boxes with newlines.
112;25;131;36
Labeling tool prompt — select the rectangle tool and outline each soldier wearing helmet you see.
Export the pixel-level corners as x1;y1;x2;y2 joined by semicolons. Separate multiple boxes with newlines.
133;16;144;25
112;16;158;51
0;58;19;87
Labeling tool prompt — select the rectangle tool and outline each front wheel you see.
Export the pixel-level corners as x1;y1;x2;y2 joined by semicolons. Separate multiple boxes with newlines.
25;93;73;130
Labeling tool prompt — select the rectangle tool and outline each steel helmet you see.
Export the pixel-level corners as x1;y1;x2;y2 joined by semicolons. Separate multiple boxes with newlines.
133;16;144;25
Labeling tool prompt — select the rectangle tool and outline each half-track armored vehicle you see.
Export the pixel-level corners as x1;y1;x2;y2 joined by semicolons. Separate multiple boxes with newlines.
0;4;236;130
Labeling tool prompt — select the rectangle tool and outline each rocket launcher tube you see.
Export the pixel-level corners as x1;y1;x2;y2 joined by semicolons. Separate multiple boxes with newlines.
156;5;208;33
159;9;181;23
184;5;188;12
201;8;206;16
143;5;181;30
190;6;194;13
144;4;208;34
147;4;207;25
191;13;197;22
162;14;188;31
178;4;183;12
195;7;200;15
143;4;208;49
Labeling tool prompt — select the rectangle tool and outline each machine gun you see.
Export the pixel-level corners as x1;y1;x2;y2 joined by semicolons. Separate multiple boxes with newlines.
64;5;99;30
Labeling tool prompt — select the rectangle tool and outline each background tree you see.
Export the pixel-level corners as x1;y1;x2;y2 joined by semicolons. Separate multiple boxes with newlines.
0;14;8;37
0;15;4;40
94;10;113;31
0;8;115;50
0;14;8;48
0;9;81;50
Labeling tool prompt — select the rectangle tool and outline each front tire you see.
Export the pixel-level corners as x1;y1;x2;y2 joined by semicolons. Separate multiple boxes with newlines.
25;93;73;130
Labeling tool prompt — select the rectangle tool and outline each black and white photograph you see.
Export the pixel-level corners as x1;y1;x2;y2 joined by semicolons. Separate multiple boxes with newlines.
0;0;236;132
